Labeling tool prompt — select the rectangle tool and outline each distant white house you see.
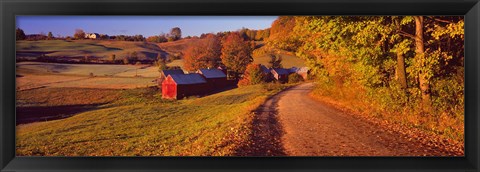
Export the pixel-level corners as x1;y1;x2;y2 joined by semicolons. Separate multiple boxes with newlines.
85;33;100;39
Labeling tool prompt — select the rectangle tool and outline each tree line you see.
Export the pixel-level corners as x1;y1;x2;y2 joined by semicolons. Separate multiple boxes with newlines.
16;27;183;42
183;32;253;79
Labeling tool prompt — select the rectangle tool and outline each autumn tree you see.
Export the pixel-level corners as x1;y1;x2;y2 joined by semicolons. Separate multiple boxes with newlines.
266;16;301;52
268;54;283;68
238;63;264;86
169;27;182;41
47;32;53;40
123;58;130;65
157;58;168;71
130;51;138;62
147;34;168;43
110;54;116;63
220;32;253;77
16;28;26;40
74;29;86;40
183;34;222;71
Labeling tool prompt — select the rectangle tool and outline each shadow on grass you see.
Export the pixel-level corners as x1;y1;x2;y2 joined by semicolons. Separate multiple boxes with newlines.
16;104;105;125
234;90;289;156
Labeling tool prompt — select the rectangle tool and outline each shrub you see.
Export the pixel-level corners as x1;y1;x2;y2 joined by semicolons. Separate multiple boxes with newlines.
238;64;264;87
288;73;303;83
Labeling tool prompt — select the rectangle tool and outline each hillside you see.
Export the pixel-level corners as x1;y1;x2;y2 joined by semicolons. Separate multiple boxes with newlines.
158;39;306;68
16;84;288;156
16;40;167;60
16;62;159;91
252;44;306;68
157;38;202;57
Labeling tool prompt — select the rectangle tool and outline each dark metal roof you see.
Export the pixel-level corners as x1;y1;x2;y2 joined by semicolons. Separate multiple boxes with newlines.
271;68;290;75
169;73;207;85
289;67;309;73
198;68;226;78
162;69;184;77
260;65;271;74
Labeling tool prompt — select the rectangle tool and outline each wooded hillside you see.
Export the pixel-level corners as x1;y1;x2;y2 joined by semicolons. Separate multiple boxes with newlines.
267;16;464;142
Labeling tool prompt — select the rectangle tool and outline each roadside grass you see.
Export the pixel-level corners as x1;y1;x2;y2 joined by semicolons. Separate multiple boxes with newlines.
16;83;287;156
309;83;464;145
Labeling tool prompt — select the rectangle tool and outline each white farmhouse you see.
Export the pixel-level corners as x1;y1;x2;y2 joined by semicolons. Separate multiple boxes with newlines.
85;33;100;39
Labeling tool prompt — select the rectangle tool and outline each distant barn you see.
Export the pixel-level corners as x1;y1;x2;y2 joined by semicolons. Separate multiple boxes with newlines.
162;73;209;99
157;69;184;86
260;65;273;82
289;67;310;80
271;68;290;83
197;68;228;90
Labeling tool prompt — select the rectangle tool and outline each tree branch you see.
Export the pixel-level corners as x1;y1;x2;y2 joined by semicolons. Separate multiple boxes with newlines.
398;30;416;39
427;16;454;24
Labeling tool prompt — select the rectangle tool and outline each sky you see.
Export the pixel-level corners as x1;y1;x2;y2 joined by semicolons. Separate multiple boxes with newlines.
16;16;277;37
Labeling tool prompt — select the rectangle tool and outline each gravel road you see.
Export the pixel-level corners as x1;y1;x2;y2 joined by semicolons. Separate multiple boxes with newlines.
237;82;459;156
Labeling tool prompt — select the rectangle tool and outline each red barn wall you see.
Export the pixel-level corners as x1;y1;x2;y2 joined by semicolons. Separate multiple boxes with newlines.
176;83;210;99
162;77;177;99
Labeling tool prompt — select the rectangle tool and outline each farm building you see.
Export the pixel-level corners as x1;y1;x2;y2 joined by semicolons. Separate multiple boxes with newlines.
157;69;185;86
85;33;100;39
260;65;273;82
197;68;228;90
271;68;290;83
162;73;209;99
289;67;310;80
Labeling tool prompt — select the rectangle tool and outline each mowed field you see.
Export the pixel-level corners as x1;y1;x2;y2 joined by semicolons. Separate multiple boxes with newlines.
16;84;288;156
17;62;159;90
16;40;167;60
253;53;305;68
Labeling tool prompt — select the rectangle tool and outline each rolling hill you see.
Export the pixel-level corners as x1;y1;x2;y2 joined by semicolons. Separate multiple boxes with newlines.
16;40;167;60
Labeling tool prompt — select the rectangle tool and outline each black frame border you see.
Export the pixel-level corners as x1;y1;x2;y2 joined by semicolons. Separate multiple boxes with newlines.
1;0;479;171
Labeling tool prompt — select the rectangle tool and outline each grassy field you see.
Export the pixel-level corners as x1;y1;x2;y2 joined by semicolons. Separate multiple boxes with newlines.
253;53;306;68
17;39;305;69
16;84;288;156
157;38;202;56
17;62;159;90
17;40;166;60
17;62;160;77
249;46;306;68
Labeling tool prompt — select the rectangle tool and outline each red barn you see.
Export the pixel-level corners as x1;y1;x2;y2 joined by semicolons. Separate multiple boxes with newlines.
197;68;228;90
271;68;290;83
162;73;209;99
157;69;185;87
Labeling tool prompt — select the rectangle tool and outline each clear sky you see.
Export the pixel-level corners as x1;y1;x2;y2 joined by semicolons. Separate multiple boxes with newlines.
16;16;277;37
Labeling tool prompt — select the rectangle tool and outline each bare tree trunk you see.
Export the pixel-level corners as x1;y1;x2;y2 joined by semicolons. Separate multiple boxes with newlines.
414;16;431;104
396;51;407;89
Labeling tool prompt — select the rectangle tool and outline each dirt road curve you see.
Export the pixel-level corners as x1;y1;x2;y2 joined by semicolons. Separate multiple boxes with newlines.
237;82;456;156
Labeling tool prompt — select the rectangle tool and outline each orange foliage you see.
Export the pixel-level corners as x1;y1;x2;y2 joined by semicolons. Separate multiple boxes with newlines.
238;63;263;87
183;34;221;71
220;32;253;74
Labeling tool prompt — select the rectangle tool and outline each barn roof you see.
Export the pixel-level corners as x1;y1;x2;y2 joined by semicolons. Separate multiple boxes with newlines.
260;65;271;74
161;69;184;77
169;73;207;85
198;68;226;78
297;67;309;73
272;68;290;75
